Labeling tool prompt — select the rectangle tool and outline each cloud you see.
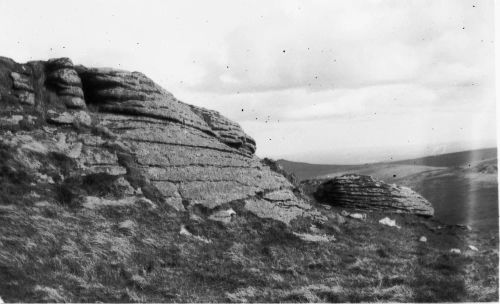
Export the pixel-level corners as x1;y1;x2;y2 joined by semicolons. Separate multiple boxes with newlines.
183;79;490;126
0;0;494;163
190;0;493;95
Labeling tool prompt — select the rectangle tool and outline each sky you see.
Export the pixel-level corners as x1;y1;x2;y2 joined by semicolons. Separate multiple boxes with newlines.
0;0;496;164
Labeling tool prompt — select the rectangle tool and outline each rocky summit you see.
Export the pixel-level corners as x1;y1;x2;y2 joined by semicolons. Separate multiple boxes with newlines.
304;174;434;216
0;56;319;224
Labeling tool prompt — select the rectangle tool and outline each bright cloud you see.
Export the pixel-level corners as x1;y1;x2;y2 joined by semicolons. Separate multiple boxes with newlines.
0;0;495;163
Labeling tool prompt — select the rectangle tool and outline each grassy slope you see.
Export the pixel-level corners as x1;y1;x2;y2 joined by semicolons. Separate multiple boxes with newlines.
279;149;498;231
1;196;498;302
0;91;497;302
394;163;498;231
311;160;499;230
0;58;497;302
0;137;498;302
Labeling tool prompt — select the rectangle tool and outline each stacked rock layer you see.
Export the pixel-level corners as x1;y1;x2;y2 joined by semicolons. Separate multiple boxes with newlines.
311;174;434;216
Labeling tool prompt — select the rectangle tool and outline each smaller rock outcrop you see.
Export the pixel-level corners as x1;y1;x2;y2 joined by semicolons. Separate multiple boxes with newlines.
10;70;35;105
45;58;86;108
309;174;434;216
189;106;256;155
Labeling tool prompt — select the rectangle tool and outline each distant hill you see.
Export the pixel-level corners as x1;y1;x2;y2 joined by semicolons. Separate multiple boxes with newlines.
276;160;359;181
278;148;498;181
392;148;498;168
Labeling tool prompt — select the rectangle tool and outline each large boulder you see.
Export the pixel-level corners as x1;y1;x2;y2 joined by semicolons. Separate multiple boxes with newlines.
0;56;320;224
308;174;434;216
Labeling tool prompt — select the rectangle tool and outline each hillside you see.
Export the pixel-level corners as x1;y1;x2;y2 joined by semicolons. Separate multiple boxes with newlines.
278;148;498;181
392;148;498;168
277;160;360;181
0;56;497;302
279;150;498;231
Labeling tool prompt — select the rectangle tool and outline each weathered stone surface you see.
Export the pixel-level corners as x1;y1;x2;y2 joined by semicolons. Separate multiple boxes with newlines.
244;196;325;224
49;68;82;87
46;57;86;108
17;91;35;105
190;106;256;154
293;232;336;242
60;95;86;108
9;71;35;105
46;110;92;127
208;208;237;224
308;174;434;216
83;196;155;210
10;72;34;92
77;67;212;132
0;56;319;224
47;57;74;69
131;141;258;168
0;115;24;126
151;181;184;211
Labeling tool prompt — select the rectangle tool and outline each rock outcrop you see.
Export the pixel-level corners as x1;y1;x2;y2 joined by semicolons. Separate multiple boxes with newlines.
0;56;320;224
305;174;434;216
45;58;86;109
1;57;497;304
10;70;35;105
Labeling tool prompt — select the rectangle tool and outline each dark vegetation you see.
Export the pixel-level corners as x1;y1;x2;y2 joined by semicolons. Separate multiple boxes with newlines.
0;143;34;205
56;173;125;207
0;118;497;302
0;181;497;302
0;137;497;302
